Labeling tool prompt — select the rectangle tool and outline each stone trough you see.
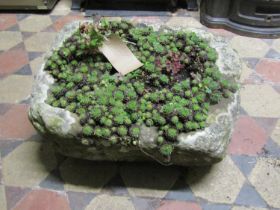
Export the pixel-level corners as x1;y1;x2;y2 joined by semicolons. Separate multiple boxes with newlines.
29;21;241;166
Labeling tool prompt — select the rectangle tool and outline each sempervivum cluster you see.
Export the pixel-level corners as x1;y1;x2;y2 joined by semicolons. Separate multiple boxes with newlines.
44;19;238;158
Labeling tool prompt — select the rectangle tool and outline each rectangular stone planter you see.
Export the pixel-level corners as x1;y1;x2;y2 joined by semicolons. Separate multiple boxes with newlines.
29;20;241;166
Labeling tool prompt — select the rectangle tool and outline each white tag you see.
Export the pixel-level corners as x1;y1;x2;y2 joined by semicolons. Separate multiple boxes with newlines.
99;34;143;75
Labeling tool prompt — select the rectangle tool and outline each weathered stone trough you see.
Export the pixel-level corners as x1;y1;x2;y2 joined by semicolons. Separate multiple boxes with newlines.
29;20;241;166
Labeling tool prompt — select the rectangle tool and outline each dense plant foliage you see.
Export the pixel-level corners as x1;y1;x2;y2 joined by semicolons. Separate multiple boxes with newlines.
44;19;237;158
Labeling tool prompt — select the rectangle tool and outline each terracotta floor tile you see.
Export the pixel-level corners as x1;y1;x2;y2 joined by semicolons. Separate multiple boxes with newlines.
53;15;84;32
0;104;12;115
0;104;36;140
256;58;280;83
0;14;17;30
13;189;71;210
157;201;202;210
0;49;28;78
229;116;268;155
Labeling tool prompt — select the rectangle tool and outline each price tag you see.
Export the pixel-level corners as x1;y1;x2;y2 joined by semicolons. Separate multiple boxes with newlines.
99;34;143;75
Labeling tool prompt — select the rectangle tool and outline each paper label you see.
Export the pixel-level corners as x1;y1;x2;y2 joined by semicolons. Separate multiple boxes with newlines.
99;34;143;75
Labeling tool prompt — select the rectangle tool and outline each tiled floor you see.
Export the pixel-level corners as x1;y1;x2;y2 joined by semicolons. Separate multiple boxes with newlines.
0;0;280;209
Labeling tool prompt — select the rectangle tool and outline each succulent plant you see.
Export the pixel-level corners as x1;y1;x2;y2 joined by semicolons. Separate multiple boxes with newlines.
101;128;111;138
109;135;118;145
194;113;206;122
166;128;177;140
73;73;84;83
145;119;154;127
157;136;164;145
178;107;190;118
94;127;103;137
59;98;68;108
52;100;60;107
90;107;102;119
83;125;94;136
210;92;222;104
153;114;166;126
115;115;126;125
65;90;76;101
127;100;138;112
118;126;128;136
171;116;179;125
130;127;140;138
50;85;64;96
185;121;200;130
45;19;238;158
104;118;113;127
160;144;173;156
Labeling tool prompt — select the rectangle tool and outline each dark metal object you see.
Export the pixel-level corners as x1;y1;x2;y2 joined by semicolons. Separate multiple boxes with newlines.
85;9;172;17
72;0;84;10
200;0;280;38
0;0;58;11
187;0;198;11
76;0;178;16
72;0;197;16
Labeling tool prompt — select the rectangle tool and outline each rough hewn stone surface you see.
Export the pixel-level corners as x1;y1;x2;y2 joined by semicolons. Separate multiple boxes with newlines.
29;21;241;166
